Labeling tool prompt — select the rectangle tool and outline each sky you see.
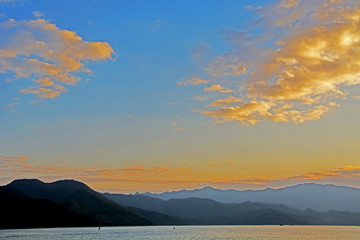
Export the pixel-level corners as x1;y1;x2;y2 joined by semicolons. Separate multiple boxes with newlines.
0;0;359;193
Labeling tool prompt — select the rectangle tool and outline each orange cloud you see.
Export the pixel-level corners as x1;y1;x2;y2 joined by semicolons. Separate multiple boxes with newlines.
206;96;243;107
193;95;209;101
0;17;114;99
0;155;191;182
2;155;359;192
177;75;209;86
190;0;360;125
203;100;273;125
204;84;234;93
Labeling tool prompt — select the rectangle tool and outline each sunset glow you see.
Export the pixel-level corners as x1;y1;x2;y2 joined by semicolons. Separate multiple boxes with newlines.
1;0;359;193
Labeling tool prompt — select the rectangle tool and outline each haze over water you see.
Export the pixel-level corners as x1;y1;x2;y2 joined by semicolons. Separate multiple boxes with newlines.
1;226;360;240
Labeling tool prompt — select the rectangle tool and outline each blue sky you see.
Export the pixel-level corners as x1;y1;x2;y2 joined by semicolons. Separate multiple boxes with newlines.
0;0;359;192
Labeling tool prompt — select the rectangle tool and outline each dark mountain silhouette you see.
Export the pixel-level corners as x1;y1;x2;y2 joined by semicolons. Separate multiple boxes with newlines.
139;183;360;212
3;179;180;228
2;179;359;229
103;193;360;225
0;186;98;229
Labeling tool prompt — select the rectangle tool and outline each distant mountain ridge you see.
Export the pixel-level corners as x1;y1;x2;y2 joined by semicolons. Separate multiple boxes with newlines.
138;183;360;212
103;192;360;226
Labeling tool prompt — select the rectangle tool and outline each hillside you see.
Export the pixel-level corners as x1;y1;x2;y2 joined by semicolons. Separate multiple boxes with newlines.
3;179;181;228
0;187;98;229
139;183;360;212
104;193;360;225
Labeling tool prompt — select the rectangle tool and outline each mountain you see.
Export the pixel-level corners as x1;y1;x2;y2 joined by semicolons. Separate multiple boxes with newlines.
3;179;359;229
139;183;360;212
3;179;180;228
103;193;360;225
0;186;98;229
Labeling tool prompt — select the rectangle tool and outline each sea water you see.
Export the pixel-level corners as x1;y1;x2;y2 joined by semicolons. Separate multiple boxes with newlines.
0;225;359;240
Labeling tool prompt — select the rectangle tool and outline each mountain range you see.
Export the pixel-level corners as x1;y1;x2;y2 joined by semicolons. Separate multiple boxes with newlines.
139;183;360;212
104;193;360;225
1;179;359;229
1;179;181;229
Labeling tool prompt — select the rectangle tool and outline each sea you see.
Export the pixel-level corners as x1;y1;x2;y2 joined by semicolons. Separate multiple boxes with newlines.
0;225;359;240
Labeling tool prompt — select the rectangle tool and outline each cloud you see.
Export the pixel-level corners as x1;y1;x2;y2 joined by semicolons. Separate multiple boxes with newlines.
203;100;273;125
0;18;114;99
177;75;210;86
63;120;78;126
0;0;20;3
281;0;298;8
150;19;164;32
1;155;359;191
206;96;242;107
0;155;191;180
171;121;186;131
193;95;209;101
189;0;360;125
32;11;44;18
204;56;247;77
204;84;234;93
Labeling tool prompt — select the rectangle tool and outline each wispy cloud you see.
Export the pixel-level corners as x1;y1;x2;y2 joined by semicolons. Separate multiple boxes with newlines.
171;121;186;131
0;0;21;3
186;0;360;125
177;75;210;86
204;84;234;93
1;155;359;191
206;96;242;107
63;120;78;126
150;19;164;32
192;95;209;101
0;17;114;99
0;155;192;182
204;56;247;77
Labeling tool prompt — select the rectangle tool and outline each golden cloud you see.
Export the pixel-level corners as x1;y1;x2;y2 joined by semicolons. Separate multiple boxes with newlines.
177;75;209;86
0;18;114;99
206;96;243;107
204;84;234;93
0;155;191;179
1;155;359;191
189;0;360;125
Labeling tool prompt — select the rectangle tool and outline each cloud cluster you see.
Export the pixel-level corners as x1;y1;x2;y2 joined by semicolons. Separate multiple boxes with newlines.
1;155;359;191
0;155;191;184
0;18;113;98
186;0;360;125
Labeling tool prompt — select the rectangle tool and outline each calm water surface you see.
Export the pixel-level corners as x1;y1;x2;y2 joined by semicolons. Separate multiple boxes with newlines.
1;226;359;240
